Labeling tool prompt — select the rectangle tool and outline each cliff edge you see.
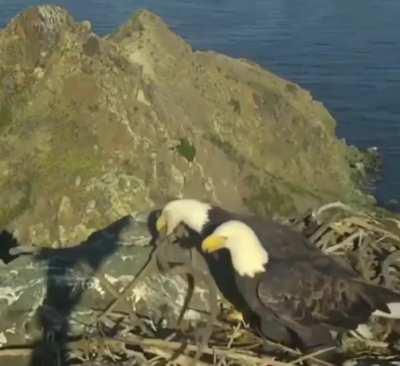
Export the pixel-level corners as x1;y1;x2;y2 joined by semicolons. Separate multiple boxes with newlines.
0;6;371;246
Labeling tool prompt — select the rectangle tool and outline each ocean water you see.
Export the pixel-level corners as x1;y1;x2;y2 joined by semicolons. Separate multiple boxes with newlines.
1;0;399;208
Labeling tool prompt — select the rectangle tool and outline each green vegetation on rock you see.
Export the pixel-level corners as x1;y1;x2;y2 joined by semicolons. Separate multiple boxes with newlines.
175;138;196;162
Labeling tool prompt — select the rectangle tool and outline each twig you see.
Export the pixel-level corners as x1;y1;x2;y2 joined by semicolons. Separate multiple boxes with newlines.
309;214;340;244
97;235;169;321
0;348;33;357
227;323;242;348
289;346;336;365
309;221;333;245
145;345;209;366
324;229;363;253
314;202;358;218
115;333;288;366
164;263;219;365
261;338;301;357
314;230;335;251
343;218;400;242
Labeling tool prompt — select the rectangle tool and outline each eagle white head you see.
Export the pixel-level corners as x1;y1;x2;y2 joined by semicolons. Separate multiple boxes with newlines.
201;220;269;278
156;199;212;236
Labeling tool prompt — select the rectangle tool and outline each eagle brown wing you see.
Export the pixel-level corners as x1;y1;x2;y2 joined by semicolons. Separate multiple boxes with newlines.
257;255;390;330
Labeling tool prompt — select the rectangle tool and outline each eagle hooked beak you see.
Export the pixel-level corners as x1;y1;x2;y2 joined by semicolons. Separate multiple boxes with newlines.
156;214;168;236
201;235;227;253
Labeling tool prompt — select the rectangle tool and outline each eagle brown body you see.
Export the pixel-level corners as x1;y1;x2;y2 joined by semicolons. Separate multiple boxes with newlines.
167;204;351;348
237;252;399;344
202;212;400;353
207;208;394;326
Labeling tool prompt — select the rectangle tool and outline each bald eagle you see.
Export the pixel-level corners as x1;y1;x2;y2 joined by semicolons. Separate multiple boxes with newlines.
202;220;400;352
155;199;355;349
156;199;328;257
156;199;400;355
155;199;356;279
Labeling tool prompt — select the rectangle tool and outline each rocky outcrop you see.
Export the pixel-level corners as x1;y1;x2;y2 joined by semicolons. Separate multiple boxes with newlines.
0;5;372;247
0;213;213;359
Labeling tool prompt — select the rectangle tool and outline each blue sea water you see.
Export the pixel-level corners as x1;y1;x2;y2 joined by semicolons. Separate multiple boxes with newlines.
1;0;399;208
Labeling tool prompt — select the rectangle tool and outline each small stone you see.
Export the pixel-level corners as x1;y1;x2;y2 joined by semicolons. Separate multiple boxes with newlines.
137;89;151;106
81;20;91;33
86;200;96;212
33;67;44;79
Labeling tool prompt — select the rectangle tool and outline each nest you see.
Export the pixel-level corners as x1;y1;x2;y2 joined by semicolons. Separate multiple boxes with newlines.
1;202;400;365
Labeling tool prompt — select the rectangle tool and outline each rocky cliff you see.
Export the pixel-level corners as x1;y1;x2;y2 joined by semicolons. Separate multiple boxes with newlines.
0;5;371;247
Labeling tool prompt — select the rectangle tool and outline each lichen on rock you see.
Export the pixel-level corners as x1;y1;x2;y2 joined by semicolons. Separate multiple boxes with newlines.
0;215;213;353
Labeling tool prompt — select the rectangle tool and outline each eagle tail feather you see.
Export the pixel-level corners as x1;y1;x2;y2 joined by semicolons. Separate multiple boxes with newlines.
367;285;400;318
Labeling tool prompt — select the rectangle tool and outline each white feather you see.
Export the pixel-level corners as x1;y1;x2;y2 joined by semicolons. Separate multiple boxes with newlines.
372;302;400;318
211;220;269;278
354;323;374;339
163;199;211;234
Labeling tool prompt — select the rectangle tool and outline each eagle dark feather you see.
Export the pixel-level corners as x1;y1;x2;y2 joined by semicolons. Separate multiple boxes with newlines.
205;206;356;274
203;207;400;351
257;255;400;331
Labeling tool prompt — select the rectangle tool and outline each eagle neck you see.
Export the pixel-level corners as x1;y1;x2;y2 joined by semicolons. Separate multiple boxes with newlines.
201;206;232;236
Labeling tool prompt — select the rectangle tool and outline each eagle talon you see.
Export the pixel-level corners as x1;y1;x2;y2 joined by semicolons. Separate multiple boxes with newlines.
226;308;245;323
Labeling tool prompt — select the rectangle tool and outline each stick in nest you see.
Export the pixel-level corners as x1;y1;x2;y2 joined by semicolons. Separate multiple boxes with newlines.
313;202;359;219
113;333;289;365
97;225;219;366
161;261;219;366
324;229;364;254
97;234;174;321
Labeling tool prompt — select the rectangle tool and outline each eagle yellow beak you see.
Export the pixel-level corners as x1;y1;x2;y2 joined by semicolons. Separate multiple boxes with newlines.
201;235;227;253
156;214;167;235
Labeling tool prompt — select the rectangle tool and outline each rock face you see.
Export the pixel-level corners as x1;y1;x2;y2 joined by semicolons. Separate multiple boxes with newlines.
0;214;212;355
0;5;371;247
